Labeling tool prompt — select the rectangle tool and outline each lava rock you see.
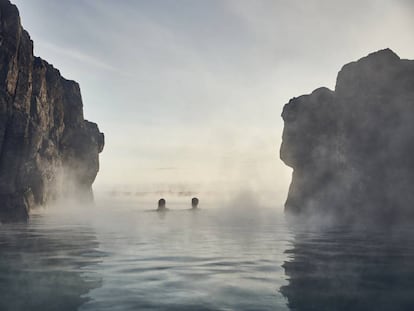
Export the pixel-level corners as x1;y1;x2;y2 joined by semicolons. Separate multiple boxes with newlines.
280;49;414;224
0;0;104;222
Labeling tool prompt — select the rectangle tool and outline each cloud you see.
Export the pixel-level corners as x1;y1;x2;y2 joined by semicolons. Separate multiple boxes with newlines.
37;41;118;73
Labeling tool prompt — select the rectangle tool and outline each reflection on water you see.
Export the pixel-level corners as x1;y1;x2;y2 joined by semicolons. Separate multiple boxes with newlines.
2;203;413;310
281;225;414;311
0;205;291;311
0;215;103;311
80;206;291;311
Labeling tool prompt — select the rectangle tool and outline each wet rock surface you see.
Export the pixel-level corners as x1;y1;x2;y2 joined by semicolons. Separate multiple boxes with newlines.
280;49;414;224
0;0;104;222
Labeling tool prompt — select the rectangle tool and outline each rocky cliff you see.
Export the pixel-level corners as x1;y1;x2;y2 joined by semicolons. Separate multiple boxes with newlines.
281;49;414;224
0;0;104;222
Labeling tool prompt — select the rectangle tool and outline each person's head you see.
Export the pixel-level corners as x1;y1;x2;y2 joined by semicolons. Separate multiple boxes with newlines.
191;197;199;208
158;198;166;209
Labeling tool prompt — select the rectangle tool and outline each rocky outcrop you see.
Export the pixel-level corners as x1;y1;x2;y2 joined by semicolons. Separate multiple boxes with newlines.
0;0;104;222
281;49;414;224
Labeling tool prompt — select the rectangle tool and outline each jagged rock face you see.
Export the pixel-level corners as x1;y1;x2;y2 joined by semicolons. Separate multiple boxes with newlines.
0;0;104;222
281;49;414;224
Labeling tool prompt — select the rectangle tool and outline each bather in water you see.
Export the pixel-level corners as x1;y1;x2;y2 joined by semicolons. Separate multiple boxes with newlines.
191;197;199;209
157;198;168;211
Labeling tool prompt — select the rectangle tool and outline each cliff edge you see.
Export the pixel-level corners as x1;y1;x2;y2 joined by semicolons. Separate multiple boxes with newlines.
281;49;414;224
0;0;104;222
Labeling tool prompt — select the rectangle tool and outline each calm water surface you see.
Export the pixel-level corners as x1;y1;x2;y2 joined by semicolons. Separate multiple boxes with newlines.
1;201;414;310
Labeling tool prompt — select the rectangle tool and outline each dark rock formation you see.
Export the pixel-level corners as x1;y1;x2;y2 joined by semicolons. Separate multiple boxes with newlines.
281;49;414;224
0;0;104;222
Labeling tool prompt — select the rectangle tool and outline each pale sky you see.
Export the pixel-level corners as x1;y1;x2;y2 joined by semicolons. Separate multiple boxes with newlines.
12;0;414;205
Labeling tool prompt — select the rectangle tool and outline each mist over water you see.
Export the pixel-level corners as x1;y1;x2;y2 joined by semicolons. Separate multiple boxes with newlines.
1;199;291;311
2;197;414;310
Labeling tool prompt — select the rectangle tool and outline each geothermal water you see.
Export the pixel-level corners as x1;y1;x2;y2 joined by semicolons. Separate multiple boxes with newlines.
1;199;414;311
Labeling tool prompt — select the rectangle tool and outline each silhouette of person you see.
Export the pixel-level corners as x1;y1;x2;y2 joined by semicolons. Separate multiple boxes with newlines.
191;197;199;209
157;198;167;211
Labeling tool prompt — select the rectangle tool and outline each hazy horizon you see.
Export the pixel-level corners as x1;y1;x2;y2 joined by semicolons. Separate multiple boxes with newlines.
12;0;414;206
